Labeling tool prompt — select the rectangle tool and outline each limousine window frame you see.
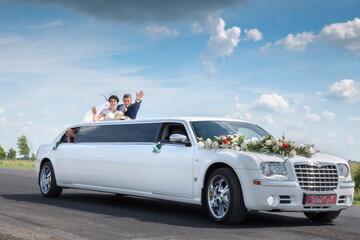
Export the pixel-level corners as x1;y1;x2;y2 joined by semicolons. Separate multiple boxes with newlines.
190;120;270;141
59;127;80;143
157;122;192;146
53;119;197;146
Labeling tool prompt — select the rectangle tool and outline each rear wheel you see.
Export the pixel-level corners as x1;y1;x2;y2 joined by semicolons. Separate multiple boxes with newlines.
303;210;341;222
39;161;62;198
205;168;247;224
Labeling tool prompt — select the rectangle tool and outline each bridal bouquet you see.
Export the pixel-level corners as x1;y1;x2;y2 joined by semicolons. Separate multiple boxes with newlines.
114;111;126;120
197;134;317;158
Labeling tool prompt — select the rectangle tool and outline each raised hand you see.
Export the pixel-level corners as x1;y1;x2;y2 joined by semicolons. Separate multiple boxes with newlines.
91;106;97;115
136;90;144;101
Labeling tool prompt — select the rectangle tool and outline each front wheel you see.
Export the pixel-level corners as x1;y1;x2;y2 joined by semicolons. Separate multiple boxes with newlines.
303;210;341;222
39;161;62;198
205;168;247;224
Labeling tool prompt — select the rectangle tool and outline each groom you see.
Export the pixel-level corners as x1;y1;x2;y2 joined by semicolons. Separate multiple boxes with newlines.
117;91;144;119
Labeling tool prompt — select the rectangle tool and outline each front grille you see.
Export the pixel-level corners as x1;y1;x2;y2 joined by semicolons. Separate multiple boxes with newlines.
294;163;338;191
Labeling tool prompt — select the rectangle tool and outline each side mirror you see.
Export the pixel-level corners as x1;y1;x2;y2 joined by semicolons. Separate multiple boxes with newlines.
169;134;187;143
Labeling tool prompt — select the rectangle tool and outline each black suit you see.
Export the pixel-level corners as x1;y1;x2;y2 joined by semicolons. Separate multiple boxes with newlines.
116;100;142;119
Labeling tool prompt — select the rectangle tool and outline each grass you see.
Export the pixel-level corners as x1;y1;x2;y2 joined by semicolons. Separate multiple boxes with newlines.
349;162;360;206
0;159;35;170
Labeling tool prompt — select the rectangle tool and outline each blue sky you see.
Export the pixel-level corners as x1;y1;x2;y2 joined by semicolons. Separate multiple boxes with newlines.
0;0;359;161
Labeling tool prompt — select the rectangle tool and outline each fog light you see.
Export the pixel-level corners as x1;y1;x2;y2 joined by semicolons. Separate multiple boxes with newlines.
267;195;278;206
347;195;353;206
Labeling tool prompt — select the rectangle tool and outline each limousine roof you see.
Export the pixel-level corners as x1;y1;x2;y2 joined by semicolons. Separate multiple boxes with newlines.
69;117;252;128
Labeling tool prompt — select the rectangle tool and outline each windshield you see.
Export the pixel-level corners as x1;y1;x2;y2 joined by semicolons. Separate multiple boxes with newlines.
191;121;270;140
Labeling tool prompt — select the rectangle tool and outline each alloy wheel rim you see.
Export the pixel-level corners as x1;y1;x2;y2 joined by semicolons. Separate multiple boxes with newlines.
40;166;51;194
207;175;230;219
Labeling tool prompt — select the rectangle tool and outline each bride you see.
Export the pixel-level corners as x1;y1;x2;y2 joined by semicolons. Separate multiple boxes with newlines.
91;95;127;121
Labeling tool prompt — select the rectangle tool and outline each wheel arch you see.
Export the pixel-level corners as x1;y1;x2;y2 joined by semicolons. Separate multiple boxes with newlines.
201;162;241;207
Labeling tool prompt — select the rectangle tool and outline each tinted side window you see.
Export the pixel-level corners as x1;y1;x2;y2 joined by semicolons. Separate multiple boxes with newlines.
76;123;161;143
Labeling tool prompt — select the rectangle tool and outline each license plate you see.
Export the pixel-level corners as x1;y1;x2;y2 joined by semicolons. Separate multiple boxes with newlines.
305;194;337;205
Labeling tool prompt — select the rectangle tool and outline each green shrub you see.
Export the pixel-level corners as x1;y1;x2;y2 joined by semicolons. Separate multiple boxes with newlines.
354;167;360;193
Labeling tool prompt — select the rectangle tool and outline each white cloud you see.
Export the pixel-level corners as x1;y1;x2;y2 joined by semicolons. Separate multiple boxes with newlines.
303;105;311;114
321;111;336;121
253;93;293;113
264;114;276;124
0;106;4;114
319;18;360;50
191;22;203;34
25;121;33;125
261;42;272;51
274;32;315;51
304;105;335;122
228;95;252;121
143;25;179;40
264;18;360;52
306;113;321;122
207;17;241;56
327;79;360;103
348;116;360;121
245;28;263;42
200;16;242;74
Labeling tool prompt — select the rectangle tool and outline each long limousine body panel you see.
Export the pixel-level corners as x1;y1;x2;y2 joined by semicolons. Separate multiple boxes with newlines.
36;117;355;224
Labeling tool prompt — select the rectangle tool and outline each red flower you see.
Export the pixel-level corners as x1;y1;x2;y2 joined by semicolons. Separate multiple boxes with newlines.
223;139;231;144
282;143;289;149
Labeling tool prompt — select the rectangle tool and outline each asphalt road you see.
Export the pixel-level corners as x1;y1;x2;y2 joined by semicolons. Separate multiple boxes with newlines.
0;168;359;240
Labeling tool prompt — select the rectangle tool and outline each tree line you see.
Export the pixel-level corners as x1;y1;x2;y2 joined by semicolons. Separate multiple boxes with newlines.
0;135;34;160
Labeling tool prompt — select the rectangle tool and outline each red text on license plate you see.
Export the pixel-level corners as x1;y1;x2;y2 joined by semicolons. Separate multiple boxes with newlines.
305;195;337;205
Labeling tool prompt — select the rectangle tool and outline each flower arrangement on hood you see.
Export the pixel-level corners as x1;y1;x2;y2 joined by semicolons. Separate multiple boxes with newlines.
197;134;317;158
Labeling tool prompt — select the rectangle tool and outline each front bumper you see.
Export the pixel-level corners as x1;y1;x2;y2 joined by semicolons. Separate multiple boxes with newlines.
236;169;355;212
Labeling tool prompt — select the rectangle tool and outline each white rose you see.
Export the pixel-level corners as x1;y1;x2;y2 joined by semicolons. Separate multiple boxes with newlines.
205;138;212;149
273;138;279;143
197;141;205;149
221;136;227;140
211;141;219;149
234;146;240;151
241;139;250;149
250;137;258;144
276;142;283;148
289;149;296;157
309;147;316;155
265;140;272;146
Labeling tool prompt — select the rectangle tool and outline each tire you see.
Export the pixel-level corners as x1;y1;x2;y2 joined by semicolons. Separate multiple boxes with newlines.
39;161;62;198
205;168;247;224
303;210;341;222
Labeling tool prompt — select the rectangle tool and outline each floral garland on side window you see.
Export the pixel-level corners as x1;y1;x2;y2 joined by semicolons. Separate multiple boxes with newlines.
197;134;317;158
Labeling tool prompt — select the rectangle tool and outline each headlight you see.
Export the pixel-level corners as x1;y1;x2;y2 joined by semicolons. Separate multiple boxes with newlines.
260;162;287;177
337;164;350;178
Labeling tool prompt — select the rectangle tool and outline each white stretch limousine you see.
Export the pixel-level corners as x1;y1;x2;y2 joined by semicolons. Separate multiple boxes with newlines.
36;117;355;224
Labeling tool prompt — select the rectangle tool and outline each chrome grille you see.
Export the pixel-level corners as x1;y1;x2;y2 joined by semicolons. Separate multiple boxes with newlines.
294;163;338;191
